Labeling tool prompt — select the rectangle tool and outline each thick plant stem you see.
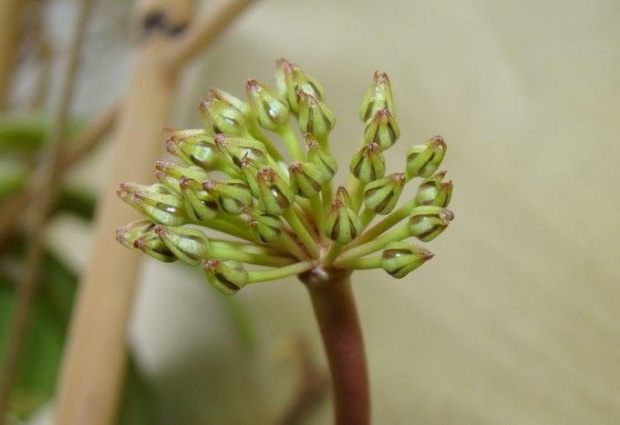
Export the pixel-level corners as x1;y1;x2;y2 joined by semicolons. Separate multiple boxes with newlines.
302;271;370;425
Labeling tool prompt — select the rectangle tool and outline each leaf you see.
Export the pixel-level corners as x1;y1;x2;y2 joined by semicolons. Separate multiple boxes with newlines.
0;114;83;154
0;251;158;423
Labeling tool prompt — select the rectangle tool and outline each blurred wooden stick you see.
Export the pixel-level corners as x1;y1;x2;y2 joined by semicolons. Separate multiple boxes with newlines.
53;1;253;425
0;0;95;422
0;0;26;110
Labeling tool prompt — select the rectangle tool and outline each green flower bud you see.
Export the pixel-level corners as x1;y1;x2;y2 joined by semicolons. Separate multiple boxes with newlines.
166;134;220;171
132;230;177;263
408;206;454;242
240;154;261;198
415;171;453;207
359;71;395;122
203;179;253;215
213;133;267;170
363;108;400;151
205;88;250;116
154;224;210;265
363;173;407;215
256;167;295;216
155;159;209;193
246;79;289;132
349;142;385;183
115;219;156;249
276;58;325;114
324;195;362;244
306;135;338;181
406;136;447;179
179;178;219;221
335;186;355;209
199;98;247;136
202;259;249;295
381;241;434;279
247;213;282;243
117;182;186;226
297;89;336;141
288;161;325;198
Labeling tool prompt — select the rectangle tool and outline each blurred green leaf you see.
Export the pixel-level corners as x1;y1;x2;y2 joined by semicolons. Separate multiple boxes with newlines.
0;162;28;200
55;187;97;221
0;251;158;423
0;114;82;154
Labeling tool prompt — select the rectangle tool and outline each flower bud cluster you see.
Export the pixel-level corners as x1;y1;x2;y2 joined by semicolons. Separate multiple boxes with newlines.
116;59;455;294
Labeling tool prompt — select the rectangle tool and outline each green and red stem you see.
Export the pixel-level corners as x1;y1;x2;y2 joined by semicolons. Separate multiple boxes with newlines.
300;269;370;425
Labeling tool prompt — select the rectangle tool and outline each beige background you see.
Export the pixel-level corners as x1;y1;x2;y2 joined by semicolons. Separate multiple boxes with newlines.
46;0;620;424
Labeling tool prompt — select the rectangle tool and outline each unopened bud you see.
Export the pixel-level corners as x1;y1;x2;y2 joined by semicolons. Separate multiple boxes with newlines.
350;142;385;183
415;171;453;207
408;206;454;242
363;108;400;150
256;167;295;216
203;179;253;216
154;224;210;265
117;182;186;226
115;219;156;249
240;154;261;198
276;58;325;114
167;135;220;171
132;230;176;263
297;90;335;141
214;133;267;170
359;71;395;122
155;159;209;193
381;241;434;279
363;173;407;215
406;136;447;179
289;162;325;198
199;98;247;136
202;259;249;295
324;196;363;244
335;186;355;209
206;88;250;116
246;79;289;132
247;213;282;243
306;135;338;181
179;178;219;222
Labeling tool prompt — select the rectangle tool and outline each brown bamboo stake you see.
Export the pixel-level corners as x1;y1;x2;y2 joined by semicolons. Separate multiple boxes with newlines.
0;0;26;110
53;1;254;425
0;0;95;421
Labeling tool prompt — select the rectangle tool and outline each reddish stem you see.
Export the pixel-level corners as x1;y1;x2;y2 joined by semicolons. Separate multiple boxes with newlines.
302;270;370;425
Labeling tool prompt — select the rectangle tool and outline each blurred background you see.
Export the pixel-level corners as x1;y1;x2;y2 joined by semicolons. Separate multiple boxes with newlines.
1;0;619;424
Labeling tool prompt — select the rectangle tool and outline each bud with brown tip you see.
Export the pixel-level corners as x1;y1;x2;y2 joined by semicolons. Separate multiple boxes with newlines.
256;167;295;216
202;179;253;216
155;224;210;265
381;241;434;278
359;71;395;122
350;142;385;183
363;173;407;215
324;193;363;244
276;58;325;114
202;259;249;295
363;108;400;151
408;206;454;242
415;171;453;207
297;89;336;142
406;136;447;179
289;161;325;198
246;79;289;132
